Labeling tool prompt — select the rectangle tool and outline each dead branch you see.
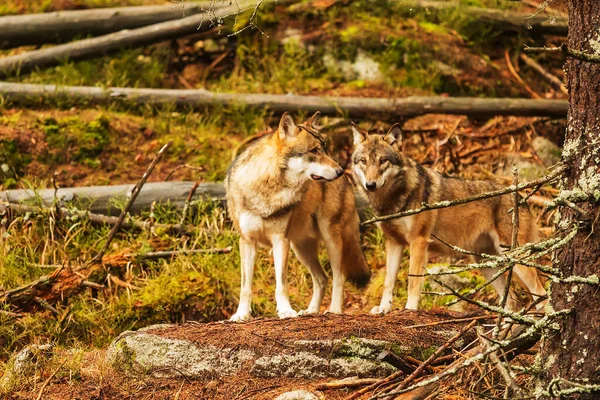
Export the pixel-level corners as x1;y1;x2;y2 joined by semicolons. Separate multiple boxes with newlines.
315;378;380;391
519;53;568;95
0;203;190;235
505;50;541;99
91;141;172;264
0;82;569;119
362;164;566;226
132;247;233;262
0;2;217;49
476;326;525;397
376;320;478;397
0;0;287;77
524;43;600;64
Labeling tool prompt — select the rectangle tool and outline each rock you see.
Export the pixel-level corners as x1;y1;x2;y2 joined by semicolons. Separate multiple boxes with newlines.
532;136;562;167
250;351;395;379
275;390;320;400
281;28;304;47
501;153;547;180
323;50;383;82
0;344;53;394
107;330;255;378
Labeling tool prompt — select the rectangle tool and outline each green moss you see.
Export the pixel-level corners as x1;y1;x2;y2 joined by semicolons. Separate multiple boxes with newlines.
0;139;31;188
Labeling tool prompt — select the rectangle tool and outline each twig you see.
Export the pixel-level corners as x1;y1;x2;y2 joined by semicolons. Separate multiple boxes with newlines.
81;280;105;290
373;320;478;399
316;378;381;391
493;165;520;337
361;165;565;226
0;309;24;318
519;53;568;95
34;296;59;315
524;43;600;64
135;247;233;261
91;141;172;265
36;359;67;400
505;49;541;99
433;279;535;326
165;164;204;181
179;179;202;227
399;314;494;330
476;326;525;397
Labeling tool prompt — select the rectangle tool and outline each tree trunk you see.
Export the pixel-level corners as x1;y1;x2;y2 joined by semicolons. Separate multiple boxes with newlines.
537;1;600;398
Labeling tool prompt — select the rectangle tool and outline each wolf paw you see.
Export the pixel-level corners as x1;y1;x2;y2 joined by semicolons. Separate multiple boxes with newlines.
370;306;390;315
277;309;298;319
298;308;319;316
229;312;251;322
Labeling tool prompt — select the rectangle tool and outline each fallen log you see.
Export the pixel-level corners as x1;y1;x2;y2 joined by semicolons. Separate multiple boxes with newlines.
0;0;289;77
392;0;568;36
0;2;217;49
0;82;569;118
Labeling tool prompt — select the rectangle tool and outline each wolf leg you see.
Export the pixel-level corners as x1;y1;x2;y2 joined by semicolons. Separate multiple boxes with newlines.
317;228;344;314
513;265;548;310
406;239;428;310
272;234;297;319
230;237;257;322
479;266;519;311
291;239;328;315
371;239;404;315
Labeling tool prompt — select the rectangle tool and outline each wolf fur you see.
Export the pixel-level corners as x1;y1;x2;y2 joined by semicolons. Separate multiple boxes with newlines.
225;112;370;322
351;123;547;314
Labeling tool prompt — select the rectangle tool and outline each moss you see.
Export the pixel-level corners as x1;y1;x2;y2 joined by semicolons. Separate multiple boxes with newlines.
0;139;31;188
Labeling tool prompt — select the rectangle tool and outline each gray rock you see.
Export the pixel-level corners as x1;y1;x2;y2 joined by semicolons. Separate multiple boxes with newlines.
107;330;254;378
532;136;562;167
0;344;53;394
502;153;547;180
275;390;320;400
106;324;397;381
250;351;395;379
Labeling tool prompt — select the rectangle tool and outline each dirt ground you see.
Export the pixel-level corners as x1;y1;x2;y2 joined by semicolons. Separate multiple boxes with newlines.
11;310;492;400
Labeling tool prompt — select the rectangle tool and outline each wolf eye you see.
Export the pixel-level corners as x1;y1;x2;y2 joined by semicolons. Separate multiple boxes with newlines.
360;158;367;165
310;147;320;154
380;158;388;165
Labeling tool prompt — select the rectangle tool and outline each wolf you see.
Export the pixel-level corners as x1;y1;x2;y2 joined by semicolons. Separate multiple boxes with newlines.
351;122;547;314
225;112;370;322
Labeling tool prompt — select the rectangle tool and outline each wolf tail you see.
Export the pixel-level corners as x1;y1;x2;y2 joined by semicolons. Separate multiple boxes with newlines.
341;223;371;289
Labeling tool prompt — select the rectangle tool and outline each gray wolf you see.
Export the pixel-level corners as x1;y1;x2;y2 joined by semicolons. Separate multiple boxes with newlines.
225;112;370;322
351;122;547;313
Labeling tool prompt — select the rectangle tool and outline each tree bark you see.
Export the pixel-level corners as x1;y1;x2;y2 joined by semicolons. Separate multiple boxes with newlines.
0;3;215;49
0;82;569;119
537;1;600;398
0;0;277;77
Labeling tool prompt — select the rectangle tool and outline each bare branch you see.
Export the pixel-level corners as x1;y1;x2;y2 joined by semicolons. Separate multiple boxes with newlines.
524;43;600;64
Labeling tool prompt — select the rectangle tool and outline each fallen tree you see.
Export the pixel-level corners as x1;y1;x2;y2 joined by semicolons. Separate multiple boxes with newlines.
0;2;217;49
0;0;568;50
393;0;568;36
0;0;286;77
0;82;569;119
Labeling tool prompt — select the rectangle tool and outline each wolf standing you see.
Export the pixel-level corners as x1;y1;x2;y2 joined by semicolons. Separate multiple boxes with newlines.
226;112;370;322
351;123;547;314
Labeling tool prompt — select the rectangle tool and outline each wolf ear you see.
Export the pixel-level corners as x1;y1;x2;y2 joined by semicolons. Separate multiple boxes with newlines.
384;123;403;146
305;111;320;128
278;112;297;139
351;122;368;146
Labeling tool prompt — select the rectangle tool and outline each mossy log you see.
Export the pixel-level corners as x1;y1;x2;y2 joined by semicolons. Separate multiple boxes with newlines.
0;82;569;118
393;0;568;36
0;2;214;49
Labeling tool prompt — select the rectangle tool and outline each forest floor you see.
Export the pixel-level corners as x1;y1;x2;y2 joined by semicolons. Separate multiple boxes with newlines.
0;0;568;398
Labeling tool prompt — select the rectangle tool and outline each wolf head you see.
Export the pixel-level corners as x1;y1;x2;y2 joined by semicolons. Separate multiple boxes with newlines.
277;112;344;182
351;122;404;192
